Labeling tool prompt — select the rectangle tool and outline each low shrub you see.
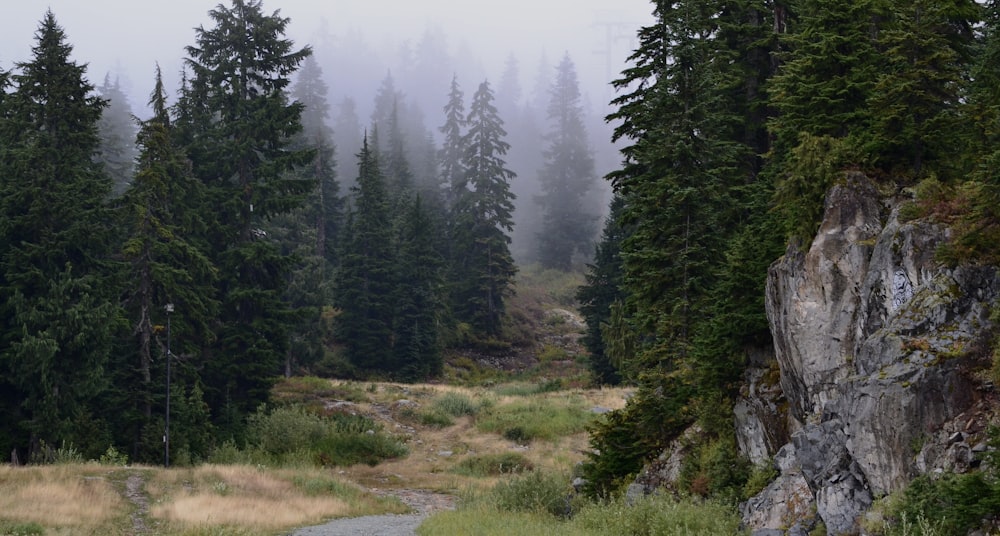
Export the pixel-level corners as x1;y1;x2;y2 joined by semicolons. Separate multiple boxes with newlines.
879;472;1000;536
0;521;45;536
431;392;481;418
572;494;743;535
476;399;592;442
421;477;743;535
490;471;572;518
419;411;454;428
213;405;407;468
451;452;534;477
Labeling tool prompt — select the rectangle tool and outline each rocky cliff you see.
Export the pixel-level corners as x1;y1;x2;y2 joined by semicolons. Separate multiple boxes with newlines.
739;174;999;534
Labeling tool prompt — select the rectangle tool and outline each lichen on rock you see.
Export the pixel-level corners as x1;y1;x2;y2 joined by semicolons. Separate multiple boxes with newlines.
741;174;999;534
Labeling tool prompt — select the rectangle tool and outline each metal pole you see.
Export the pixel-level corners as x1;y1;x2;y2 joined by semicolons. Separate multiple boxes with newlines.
165;303;173;467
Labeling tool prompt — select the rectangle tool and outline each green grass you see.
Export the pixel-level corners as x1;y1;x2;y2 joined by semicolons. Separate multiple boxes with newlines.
451;453;534;477
476;398;593;442
0;521;44;536
418;481;744;536
431;392;484;417
208;405;407;468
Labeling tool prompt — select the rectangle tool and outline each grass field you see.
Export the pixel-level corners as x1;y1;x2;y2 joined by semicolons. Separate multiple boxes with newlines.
0;378;630;535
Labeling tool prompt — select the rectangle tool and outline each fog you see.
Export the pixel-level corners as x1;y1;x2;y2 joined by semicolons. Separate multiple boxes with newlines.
1;0;653;262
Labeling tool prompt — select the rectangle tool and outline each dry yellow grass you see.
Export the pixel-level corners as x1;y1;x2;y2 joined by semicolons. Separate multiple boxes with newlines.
147;464;405;533
154;493;351;528
0;381;629;535
326;382;630;494
0;465;125;531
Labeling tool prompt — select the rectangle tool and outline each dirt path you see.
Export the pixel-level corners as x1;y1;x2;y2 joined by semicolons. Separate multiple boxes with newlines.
287;488;454;536
124;471;150;535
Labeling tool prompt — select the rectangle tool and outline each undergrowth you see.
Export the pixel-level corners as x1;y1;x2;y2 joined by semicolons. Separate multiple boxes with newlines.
419;470;743;535
209;405;407;467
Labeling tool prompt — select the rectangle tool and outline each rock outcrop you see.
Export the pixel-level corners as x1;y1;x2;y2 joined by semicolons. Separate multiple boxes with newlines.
741;174;999;534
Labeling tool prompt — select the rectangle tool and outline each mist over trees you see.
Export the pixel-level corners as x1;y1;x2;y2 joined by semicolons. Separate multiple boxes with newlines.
0;0;619;464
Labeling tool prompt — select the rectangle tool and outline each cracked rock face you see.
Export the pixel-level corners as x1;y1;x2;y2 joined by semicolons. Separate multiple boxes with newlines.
742;174;998;535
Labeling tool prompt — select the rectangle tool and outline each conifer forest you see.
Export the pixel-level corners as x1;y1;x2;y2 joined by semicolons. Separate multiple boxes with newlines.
3;1;1000;513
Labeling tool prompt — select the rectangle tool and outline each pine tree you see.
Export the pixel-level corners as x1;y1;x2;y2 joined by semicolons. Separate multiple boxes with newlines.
439;75;467;209
577;195;629;385
583;0;770;493
765;0;882;239
452;80;517;339
868;0;979;177
291;54;341;267
182;0;313;430
0;11;123;459
117;66;218;461
535;53;599;271
370;72;402;152
607;0;748;362
393;196;445;380
96;74;138;196
335;137;396;371
333;97;363;192
265;54;342;377
384;101;415;200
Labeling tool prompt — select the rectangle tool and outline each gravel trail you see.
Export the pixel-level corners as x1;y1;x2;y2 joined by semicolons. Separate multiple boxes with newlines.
287;489;455;536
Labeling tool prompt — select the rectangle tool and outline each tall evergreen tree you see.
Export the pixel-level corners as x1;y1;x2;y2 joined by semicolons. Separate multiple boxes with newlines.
583;0;772;494
764;0;882;239
393;195;445;380
868;0;979;177
452;80;517;338
384;100;415;200
117;66;218;461
371;72;402;152
96;74;138;196
0;12;123;459
289;53;340;268
333;96;363;192
335;137;396;371
270;54;341;376
439;75;467;208
577;194;629;385
182;0;313;430
535;53;599;270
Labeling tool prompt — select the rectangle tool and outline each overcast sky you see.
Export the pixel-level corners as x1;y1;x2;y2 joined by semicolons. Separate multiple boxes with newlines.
1;0;652;115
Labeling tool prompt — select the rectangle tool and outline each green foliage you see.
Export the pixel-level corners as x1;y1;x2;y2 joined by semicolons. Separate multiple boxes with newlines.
217;405;407;468
98;445;129;466
449;79;518;339
743;461;779;500
572;494;744;535
879;473;1000;535
421;489;743;536
579;409;644;499
430;392;482;418
0;521;45;536
678;437;751;502
335;137;396;372
451;452;534;477
476;399;592;442
766;0;881;164
0;11;122;461
30;440;85;465
581;370;695;499
773;134;850;243
182;0;314;430
489;471;572;518
577;196;627;385
867;0;979;178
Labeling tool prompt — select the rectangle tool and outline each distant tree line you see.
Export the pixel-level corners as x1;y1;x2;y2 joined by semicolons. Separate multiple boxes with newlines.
0;0;601;464
577;0;1000;498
